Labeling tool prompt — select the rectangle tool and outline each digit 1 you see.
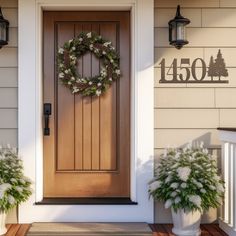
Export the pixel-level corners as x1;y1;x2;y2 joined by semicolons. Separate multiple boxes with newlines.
167;58;178;82
159;58;166;83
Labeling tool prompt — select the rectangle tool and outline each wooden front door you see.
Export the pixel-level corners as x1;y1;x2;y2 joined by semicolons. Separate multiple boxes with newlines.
43;11;130;198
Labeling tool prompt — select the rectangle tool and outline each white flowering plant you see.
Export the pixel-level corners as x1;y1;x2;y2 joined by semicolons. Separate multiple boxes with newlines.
149;143;224;213
0;146;32;212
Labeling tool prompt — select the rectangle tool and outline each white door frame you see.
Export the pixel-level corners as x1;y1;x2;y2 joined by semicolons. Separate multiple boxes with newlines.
18;0;154;223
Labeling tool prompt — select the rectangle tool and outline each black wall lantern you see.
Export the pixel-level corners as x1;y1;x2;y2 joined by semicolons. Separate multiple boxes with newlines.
0;7;9;49
169;5;190;49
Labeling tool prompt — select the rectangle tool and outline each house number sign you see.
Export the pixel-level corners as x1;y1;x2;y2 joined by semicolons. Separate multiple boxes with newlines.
159;49;229;84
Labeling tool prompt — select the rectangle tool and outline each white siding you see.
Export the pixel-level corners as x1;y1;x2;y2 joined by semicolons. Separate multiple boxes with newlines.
0;0;18;223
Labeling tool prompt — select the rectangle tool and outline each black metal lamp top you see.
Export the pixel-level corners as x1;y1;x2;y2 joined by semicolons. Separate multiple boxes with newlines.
0;7;9;49
168;5;190;49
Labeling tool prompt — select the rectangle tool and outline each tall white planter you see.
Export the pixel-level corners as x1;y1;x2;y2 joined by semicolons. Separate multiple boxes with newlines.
0;211;7;235
171;208;201;236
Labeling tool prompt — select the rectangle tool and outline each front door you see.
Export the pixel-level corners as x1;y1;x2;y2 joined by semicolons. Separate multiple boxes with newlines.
43;11;130;198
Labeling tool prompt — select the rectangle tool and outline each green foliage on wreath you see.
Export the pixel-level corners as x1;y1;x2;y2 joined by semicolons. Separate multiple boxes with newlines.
57;32;121;97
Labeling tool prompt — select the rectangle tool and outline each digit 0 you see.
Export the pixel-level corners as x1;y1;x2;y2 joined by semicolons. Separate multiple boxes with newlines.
191;58;207;81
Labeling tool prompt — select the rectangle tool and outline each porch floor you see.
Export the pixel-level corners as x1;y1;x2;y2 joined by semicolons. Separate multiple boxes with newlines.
5;224;228;236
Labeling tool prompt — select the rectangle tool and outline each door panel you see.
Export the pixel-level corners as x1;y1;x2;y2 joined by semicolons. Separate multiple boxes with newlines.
43;11;130;197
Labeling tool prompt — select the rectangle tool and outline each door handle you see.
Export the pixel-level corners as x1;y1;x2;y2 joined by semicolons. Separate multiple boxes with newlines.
44;103;52;136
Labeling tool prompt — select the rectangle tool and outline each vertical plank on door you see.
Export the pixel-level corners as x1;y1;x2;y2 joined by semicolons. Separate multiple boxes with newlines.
75;24;83;170
82;24;92;170
57;23;75;170
100;23;117;170
91;24;100;170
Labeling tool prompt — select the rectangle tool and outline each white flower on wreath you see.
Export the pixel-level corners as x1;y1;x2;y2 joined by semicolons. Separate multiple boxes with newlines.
79;37;83;42
97;82;102;87
69;39;73;44
72;89;79;94
87;32;92;38
71;46;76;51
68;81;72;85
65;69;69;74
104;42;111;47
115;69;121;75
59;64;64;68
89;81;93;85
58;48;64;54
71;77;75;81
89;44;94;50
109;78;113;82
101;69;107;77
177;166;191;182
96;90;102;96
72;86;77;90
70;55;76;60
59;72;65;78
102;51;106;55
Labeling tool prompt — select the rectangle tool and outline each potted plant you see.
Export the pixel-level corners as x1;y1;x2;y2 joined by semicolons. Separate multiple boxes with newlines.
149;143;224;236
0;146;32;235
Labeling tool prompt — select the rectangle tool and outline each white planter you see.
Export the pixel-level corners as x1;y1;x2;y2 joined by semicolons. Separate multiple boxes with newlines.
171;208;201;236
0;211;7;235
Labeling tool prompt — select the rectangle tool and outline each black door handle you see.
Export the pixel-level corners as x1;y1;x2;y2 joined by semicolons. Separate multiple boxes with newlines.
44;103;52;136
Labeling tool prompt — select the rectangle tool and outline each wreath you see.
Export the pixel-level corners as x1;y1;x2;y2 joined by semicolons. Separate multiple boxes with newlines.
57;32;121;96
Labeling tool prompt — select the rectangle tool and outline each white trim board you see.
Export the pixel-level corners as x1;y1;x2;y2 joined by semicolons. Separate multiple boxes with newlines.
18;0;154;223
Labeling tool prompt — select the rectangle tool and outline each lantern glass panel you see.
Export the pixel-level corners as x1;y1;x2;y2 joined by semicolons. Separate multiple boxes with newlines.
176;23;185;41
171;23;177;41
0;22;7;42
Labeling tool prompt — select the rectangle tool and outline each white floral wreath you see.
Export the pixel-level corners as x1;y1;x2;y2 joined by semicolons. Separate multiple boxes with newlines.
57;32;121;96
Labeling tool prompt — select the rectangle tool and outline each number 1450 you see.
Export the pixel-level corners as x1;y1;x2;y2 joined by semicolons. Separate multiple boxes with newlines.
159;58;207;82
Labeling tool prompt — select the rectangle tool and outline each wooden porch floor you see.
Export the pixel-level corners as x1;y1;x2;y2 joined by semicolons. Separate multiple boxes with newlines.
5;224;228;236
150;224;228;235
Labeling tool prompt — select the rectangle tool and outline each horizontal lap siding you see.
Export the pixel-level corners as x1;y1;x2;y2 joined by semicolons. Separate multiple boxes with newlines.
0;0;18;223
154;0;236;223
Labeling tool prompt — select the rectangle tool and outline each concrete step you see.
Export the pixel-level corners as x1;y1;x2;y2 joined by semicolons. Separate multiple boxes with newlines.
26;223;153;236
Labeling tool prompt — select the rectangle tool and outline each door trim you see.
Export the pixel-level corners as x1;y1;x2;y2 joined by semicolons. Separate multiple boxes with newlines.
19;0;154;223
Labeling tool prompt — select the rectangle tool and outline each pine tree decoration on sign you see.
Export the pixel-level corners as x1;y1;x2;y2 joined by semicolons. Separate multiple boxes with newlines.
208;56;216;81
214;49;228;81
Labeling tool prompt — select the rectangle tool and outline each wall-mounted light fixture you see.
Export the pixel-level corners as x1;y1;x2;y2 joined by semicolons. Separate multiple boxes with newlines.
0;7;9;49
168;5;190;49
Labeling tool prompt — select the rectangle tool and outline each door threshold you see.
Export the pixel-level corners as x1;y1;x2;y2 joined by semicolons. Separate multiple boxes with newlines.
35;197;138;205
